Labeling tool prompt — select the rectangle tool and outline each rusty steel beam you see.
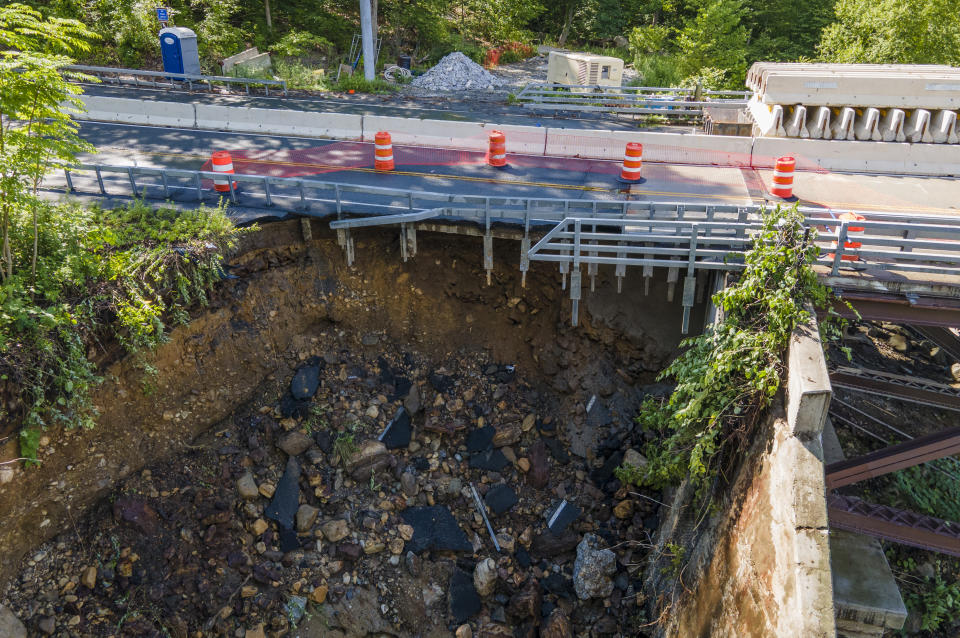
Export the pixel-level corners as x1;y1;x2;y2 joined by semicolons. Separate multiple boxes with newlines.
828;494;960;557
829;297;960;327
830;367;960;412
826;427;960;488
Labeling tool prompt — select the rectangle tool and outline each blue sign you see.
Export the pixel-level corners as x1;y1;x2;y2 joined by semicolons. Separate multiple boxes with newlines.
156;7;169;22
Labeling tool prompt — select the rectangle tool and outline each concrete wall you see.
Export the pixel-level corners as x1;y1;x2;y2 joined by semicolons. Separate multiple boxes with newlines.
651;315;835;638
73;94;960;177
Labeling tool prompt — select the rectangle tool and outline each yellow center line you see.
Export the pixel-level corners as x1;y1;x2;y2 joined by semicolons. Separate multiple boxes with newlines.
124;149;756;202
136;149;613;192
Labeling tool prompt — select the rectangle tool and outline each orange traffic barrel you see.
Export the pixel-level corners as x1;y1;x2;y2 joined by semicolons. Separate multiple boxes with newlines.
829;212;866;261
619;142;643;182
771;156;795;198
374;131;395;171
211;151;236;192
488;130;507;168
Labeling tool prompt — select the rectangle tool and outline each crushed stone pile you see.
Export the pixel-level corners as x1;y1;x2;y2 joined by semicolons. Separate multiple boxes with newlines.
411;52;503;91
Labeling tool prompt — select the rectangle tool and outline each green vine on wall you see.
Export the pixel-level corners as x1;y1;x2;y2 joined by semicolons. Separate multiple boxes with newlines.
617;203;847;495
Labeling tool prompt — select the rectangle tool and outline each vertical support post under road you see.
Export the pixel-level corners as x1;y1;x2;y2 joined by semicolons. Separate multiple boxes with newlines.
570;219;583;327
681;225;699;334
358;0;376;81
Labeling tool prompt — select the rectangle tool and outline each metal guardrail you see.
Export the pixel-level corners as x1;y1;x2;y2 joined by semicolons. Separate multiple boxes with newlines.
514;83;751;116
65;64;287;96
56;163;960;327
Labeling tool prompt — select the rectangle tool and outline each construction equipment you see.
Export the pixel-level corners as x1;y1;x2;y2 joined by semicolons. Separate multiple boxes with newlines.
546;51;624;91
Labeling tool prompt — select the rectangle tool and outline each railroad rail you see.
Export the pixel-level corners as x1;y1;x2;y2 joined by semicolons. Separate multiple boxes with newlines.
65;64;287;96
514;83;750;117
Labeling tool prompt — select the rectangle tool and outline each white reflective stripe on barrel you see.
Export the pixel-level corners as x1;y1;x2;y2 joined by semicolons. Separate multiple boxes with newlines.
621;166;642;174
375;144;393;150
772;170;793;178
375;155;394;162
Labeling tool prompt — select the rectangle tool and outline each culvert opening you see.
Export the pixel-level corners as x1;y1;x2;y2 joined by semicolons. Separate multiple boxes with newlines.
0;220;712;637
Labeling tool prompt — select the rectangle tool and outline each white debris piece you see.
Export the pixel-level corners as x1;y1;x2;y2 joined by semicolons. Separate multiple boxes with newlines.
411;52;503;91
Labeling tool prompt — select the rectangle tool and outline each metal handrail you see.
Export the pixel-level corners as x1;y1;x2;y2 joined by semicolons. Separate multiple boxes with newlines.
65;64;287;96
514;83;750;116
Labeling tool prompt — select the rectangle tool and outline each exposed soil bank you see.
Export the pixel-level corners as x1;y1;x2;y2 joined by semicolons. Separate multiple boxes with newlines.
0;219;699;635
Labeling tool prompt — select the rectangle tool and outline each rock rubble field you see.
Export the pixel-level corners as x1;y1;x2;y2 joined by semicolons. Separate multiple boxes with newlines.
1;331;666;637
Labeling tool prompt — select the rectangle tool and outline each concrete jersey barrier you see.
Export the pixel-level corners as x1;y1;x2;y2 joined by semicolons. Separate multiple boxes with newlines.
71;94;960;177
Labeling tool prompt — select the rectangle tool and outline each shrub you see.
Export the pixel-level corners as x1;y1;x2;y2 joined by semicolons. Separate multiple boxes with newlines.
0;200;248;463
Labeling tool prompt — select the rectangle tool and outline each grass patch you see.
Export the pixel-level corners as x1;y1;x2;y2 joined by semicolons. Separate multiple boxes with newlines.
333;432;358;464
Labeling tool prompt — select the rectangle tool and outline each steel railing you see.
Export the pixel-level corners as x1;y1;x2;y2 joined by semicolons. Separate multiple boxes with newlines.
514;83;751;116
65;64;287;96
56;163;960;283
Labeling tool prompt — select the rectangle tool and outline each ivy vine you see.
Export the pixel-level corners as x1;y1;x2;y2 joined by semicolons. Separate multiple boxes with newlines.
617;203;847;494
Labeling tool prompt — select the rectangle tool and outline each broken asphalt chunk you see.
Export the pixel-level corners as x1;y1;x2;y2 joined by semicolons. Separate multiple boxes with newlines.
264;457;301;530
379;407;411;449
547;500;581;536
401;505;472;554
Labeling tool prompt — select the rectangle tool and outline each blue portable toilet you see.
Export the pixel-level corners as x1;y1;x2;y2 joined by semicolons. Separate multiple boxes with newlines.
159;27;201;75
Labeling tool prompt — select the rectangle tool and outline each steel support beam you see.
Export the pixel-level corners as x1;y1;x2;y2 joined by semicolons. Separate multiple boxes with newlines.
826;427;960;489
830;367;960;412
828;494;960;557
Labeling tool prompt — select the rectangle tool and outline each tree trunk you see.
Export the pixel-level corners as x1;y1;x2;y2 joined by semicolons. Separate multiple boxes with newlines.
265;0;272;30
558;3;575;47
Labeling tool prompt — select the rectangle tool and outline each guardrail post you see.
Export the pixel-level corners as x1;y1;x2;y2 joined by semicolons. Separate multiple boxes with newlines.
64;169;73;193
281;81;288;96
831;223;849;275
335;185;342;219
227;176;238;204
161;171;170;199
263;177;273;207
195;172;203;202
95;166;105;194
127;167;138;197
299;180;307;210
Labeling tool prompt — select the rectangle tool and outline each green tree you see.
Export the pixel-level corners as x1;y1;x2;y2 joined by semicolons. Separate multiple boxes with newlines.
675;0;748;88
0;4;95;283
818;0;960;65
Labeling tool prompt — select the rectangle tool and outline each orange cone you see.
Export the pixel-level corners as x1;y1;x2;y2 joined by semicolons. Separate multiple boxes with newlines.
619;142;643;182
488;131;507;168
211;151;236;192
829;212;866;262
374;131;395;171
771;156;795;198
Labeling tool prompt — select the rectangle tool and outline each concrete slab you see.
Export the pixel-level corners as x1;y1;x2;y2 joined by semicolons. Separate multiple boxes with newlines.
830;530;908;637
822;420;908;638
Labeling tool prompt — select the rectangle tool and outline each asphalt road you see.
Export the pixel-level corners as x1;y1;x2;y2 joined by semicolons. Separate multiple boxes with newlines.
38;118;960;222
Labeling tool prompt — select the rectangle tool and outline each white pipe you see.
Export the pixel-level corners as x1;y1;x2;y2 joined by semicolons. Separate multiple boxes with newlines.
358;0;375;81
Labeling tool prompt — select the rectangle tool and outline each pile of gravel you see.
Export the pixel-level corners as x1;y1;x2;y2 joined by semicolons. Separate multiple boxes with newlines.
411;52;503;91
